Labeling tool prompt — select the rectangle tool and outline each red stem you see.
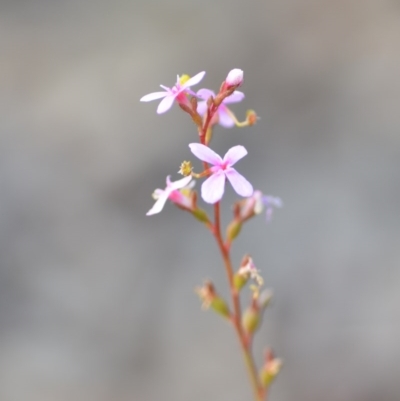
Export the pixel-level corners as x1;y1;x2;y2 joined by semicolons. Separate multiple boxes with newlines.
199;102;266;401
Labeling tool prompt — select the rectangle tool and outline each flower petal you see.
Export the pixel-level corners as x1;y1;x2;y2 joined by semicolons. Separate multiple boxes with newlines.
157;94;176;114
196;101;208;116
146;191;169;215
196;88;215;100
225;168;253;197
189;143;222;165
201;171;226;204
263;195;283;209
183;71;206;88
140;91;167;102
217;106;235;128
223;145;248;165
223;90;245;104
170;175;192;191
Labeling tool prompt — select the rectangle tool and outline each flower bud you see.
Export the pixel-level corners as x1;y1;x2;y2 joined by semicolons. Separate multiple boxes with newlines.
242;304;260;335
196;281;231;319
259;349;282;388
211;297;231;318
192;208;210;223
233;273;248;291
226;219;242;242
225;68;244;88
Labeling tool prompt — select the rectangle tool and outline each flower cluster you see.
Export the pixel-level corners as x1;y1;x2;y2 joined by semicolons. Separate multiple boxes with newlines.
141;69;279;217
141;68;282;401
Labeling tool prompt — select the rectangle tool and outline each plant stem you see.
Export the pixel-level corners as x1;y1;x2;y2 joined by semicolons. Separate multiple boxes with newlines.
199;100;266;401
213;202;265;401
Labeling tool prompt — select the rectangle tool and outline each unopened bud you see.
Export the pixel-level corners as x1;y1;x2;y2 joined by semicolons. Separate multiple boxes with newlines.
226;219;242;242
211;297;231;318
225;68;244;88
259;350;282;388
192;208;210;223
196;281;231;318
233;273;248;291
242;305;260;335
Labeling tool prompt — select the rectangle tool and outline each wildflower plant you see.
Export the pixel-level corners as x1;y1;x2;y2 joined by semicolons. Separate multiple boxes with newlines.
141;69;282;401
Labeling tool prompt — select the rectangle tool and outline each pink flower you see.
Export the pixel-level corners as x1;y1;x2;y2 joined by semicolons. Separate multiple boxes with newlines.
196;89;245;128
146;175;193;216
189;143;253;204
225;68;243;87
140;71;205;114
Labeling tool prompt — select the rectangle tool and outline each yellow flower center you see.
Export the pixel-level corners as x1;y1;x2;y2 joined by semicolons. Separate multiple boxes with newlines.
178;160;193;176
178;74;190;86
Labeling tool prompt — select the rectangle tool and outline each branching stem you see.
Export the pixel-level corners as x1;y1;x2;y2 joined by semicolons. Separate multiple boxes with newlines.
199;101;267;401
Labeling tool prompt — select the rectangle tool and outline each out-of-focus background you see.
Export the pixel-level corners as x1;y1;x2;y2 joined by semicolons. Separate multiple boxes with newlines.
1;1;400;400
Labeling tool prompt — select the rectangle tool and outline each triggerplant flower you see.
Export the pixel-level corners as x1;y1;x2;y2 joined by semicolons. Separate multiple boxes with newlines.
189;143;253;204
146;175;193;216
140;71;205;114
196;89;245;128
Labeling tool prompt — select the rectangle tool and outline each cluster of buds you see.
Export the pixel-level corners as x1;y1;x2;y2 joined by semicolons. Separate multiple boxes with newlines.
196;259;273;337
141;68;282;400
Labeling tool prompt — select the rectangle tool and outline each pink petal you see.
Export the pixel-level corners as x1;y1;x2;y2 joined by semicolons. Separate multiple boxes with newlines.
225;168;253;197
170;175;192;190
140;91;167;102
189;143;222;165
223;90;245;104
157;94;176;114
153;188;164;197
217;106;235;128
196;88;215;100
196;101;208;116
183;71;206;88
223;145;248;165
146;191;169;215
201;171;226;204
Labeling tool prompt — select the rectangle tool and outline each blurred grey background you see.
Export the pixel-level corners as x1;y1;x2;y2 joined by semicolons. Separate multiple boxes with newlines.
1;1;400;400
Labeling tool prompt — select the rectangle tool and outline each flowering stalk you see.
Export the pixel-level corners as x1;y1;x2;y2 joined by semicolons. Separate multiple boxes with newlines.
212;201;265;401
142;69;281;401
198;95;265;401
